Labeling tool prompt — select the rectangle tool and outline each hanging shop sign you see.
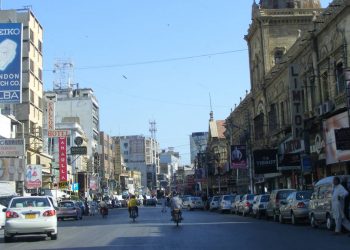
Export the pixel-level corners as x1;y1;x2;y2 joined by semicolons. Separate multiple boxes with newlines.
231;145;247;169
58;137;67;182
253;149;278;174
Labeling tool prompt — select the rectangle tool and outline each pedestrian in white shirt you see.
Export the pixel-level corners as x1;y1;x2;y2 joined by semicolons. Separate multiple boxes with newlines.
332;176;349;235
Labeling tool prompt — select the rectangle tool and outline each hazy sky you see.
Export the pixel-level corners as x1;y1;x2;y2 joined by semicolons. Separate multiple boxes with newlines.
3;0;330;164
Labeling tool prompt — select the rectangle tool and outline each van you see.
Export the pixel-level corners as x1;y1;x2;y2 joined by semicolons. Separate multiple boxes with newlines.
266;189;296;221
309;175;350;230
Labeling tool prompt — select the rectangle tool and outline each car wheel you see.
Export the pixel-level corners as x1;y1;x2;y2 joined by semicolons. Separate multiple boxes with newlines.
310;214;318;228
326;214;334;231
50;233;58;240
242;210;246;217
4;235;13;243
273;212;278;222
291;212;297;225
257;211;261;219
279;213;284;224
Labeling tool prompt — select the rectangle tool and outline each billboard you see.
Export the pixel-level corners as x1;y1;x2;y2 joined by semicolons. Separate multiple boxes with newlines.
25;164;42;189
0;139;24;157
0;158;24;181
231;145;247;169
324;111;350;164
253;149;278;174
0;23;23;104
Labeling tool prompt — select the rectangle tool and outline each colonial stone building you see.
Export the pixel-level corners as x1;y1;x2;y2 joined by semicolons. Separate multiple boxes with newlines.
226;0;350;193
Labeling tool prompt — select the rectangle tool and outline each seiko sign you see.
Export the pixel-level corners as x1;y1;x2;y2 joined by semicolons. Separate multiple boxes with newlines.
310;134;325;154
0;29;21;35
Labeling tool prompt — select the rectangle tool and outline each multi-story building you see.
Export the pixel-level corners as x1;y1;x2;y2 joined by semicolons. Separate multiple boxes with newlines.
114;135;160;193
159;147;180;190
227;0;350;193
99;131;115;193
0;9;53;191
190;132;208;165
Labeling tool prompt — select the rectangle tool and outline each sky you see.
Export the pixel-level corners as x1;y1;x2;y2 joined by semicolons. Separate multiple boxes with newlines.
2;0;331;165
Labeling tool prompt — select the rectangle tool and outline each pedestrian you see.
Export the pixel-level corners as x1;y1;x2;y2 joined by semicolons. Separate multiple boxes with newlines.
332;176;349;235
161;194;167;213
84;198;89;216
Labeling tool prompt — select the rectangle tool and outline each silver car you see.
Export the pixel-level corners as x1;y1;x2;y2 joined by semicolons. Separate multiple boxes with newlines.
279;190;312;225
252;194;270;219
237;194;255;216
231;194;243;214
209;196;221;211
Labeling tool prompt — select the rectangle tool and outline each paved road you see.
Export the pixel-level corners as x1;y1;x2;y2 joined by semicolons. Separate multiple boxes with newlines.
0;206;349;250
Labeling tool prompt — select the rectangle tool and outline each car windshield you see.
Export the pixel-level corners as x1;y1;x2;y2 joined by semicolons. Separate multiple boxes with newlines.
192;197;201;201
296;191;312;200
277;191;294;199
59;202;74;208
10;198;50;208
213;197;220;201
260;195;270;202
224;196;233;201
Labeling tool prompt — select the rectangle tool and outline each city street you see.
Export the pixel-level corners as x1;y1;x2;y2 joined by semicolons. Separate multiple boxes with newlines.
0;206;349;250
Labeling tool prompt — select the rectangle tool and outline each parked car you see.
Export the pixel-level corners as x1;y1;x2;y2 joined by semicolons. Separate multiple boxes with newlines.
145;197;157;206
209;196;221;211
279;190;312;225
182;196;204;211
75;200;86;214
266;189;296;221
0;195;17;229
231;194;243;214
2;196;58;242
252;194;270;219
309;175;350;230
57;200;83;220
219;195;235;213
237;194;255;216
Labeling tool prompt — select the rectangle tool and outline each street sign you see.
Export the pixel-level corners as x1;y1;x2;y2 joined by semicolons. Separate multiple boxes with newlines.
70;146;87;155
72;183;79;191
48;130;70;138
59;181;68;189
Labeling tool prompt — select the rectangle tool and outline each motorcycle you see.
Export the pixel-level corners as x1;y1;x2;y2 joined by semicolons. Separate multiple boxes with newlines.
172;209;182;227
100;207;108;218
130;207;137;222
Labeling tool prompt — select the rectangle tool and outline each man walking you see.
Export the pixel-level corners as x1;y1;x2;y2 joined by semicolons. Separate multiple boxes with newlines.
332;176;349;235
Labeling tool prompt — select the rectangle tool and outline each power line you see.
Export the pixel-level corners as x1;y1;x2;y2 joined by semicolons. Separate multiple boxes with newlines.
44;49;247;71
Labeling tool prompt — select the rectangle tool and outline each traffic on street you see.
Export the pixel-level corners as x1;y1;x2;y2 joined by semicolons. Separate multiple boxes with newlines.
1;202;349;250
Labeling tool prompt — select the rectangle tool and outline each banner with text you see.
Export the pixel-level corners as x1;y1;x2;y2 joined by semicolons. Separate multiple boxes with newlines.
59;137;67;182
0;23;23;103
253;149;278;174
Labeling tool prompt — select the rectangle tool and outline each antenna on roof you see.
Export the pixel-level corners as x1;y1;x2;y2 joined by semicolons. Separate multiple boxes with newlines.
209;93;214;121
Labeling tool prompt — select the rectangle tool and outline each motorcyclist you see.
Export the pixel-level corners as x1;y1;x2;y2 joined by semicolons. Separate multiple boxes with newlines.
128;195;138;218
170;191;183;220
99;199;108;215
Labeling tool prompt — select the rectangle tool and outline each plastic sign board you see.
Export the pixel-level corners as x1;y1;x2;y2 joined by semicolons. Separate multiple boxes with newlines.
48;130;70;138
59;137;67;182
0;139;24;157
70;146;87;155
25;165;42;189
0;23;23;104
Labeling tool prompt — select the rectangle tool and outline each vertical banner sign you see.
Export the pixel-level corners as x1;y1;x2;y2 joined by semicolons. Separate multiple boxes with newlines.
59;137;67;182
47;100;55;131
289;64;304;139
25;165;42;189
0;23;23;103
231;145;247;169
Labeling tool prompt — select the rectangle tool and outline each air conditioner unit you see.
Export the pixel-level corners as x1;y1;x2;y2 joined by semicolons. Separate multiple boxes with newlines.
322;101;335;114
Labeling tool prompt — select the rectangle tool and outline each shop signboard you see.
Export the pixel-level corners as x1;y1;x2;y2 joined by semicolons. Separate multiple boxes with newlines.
253;149;278;174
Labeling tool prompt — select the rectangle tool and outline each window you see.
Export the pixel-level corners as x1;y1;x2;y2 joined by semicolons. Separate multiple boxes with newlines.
38;68;43;81
254;113;264;140
335;62;345;94
274;50;284;64
321;72;329;101
38;40;42;53
268;104;277;133
30;59;34;72
36;155;40;164
30;29;34;42
30;90;34;103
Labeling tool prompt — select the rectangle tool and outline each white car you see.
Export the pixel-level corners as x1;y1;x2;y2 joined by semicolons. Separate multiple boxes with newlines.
209;196;221;211
0;195;17;229
3;196;58;242
219;195;235;213
182;196;204;211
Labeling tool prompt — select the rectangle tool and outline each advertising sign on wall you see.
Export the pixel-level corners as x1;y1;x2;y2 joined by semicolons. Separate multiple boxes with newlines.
324;111;350;164
0;139;24;157
253;149;277;174
231;145;247;169
59;137;67;182
25;164;42;189
0;158;24;181
0;23;23;104
289;64;304;139
89;176;98;191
